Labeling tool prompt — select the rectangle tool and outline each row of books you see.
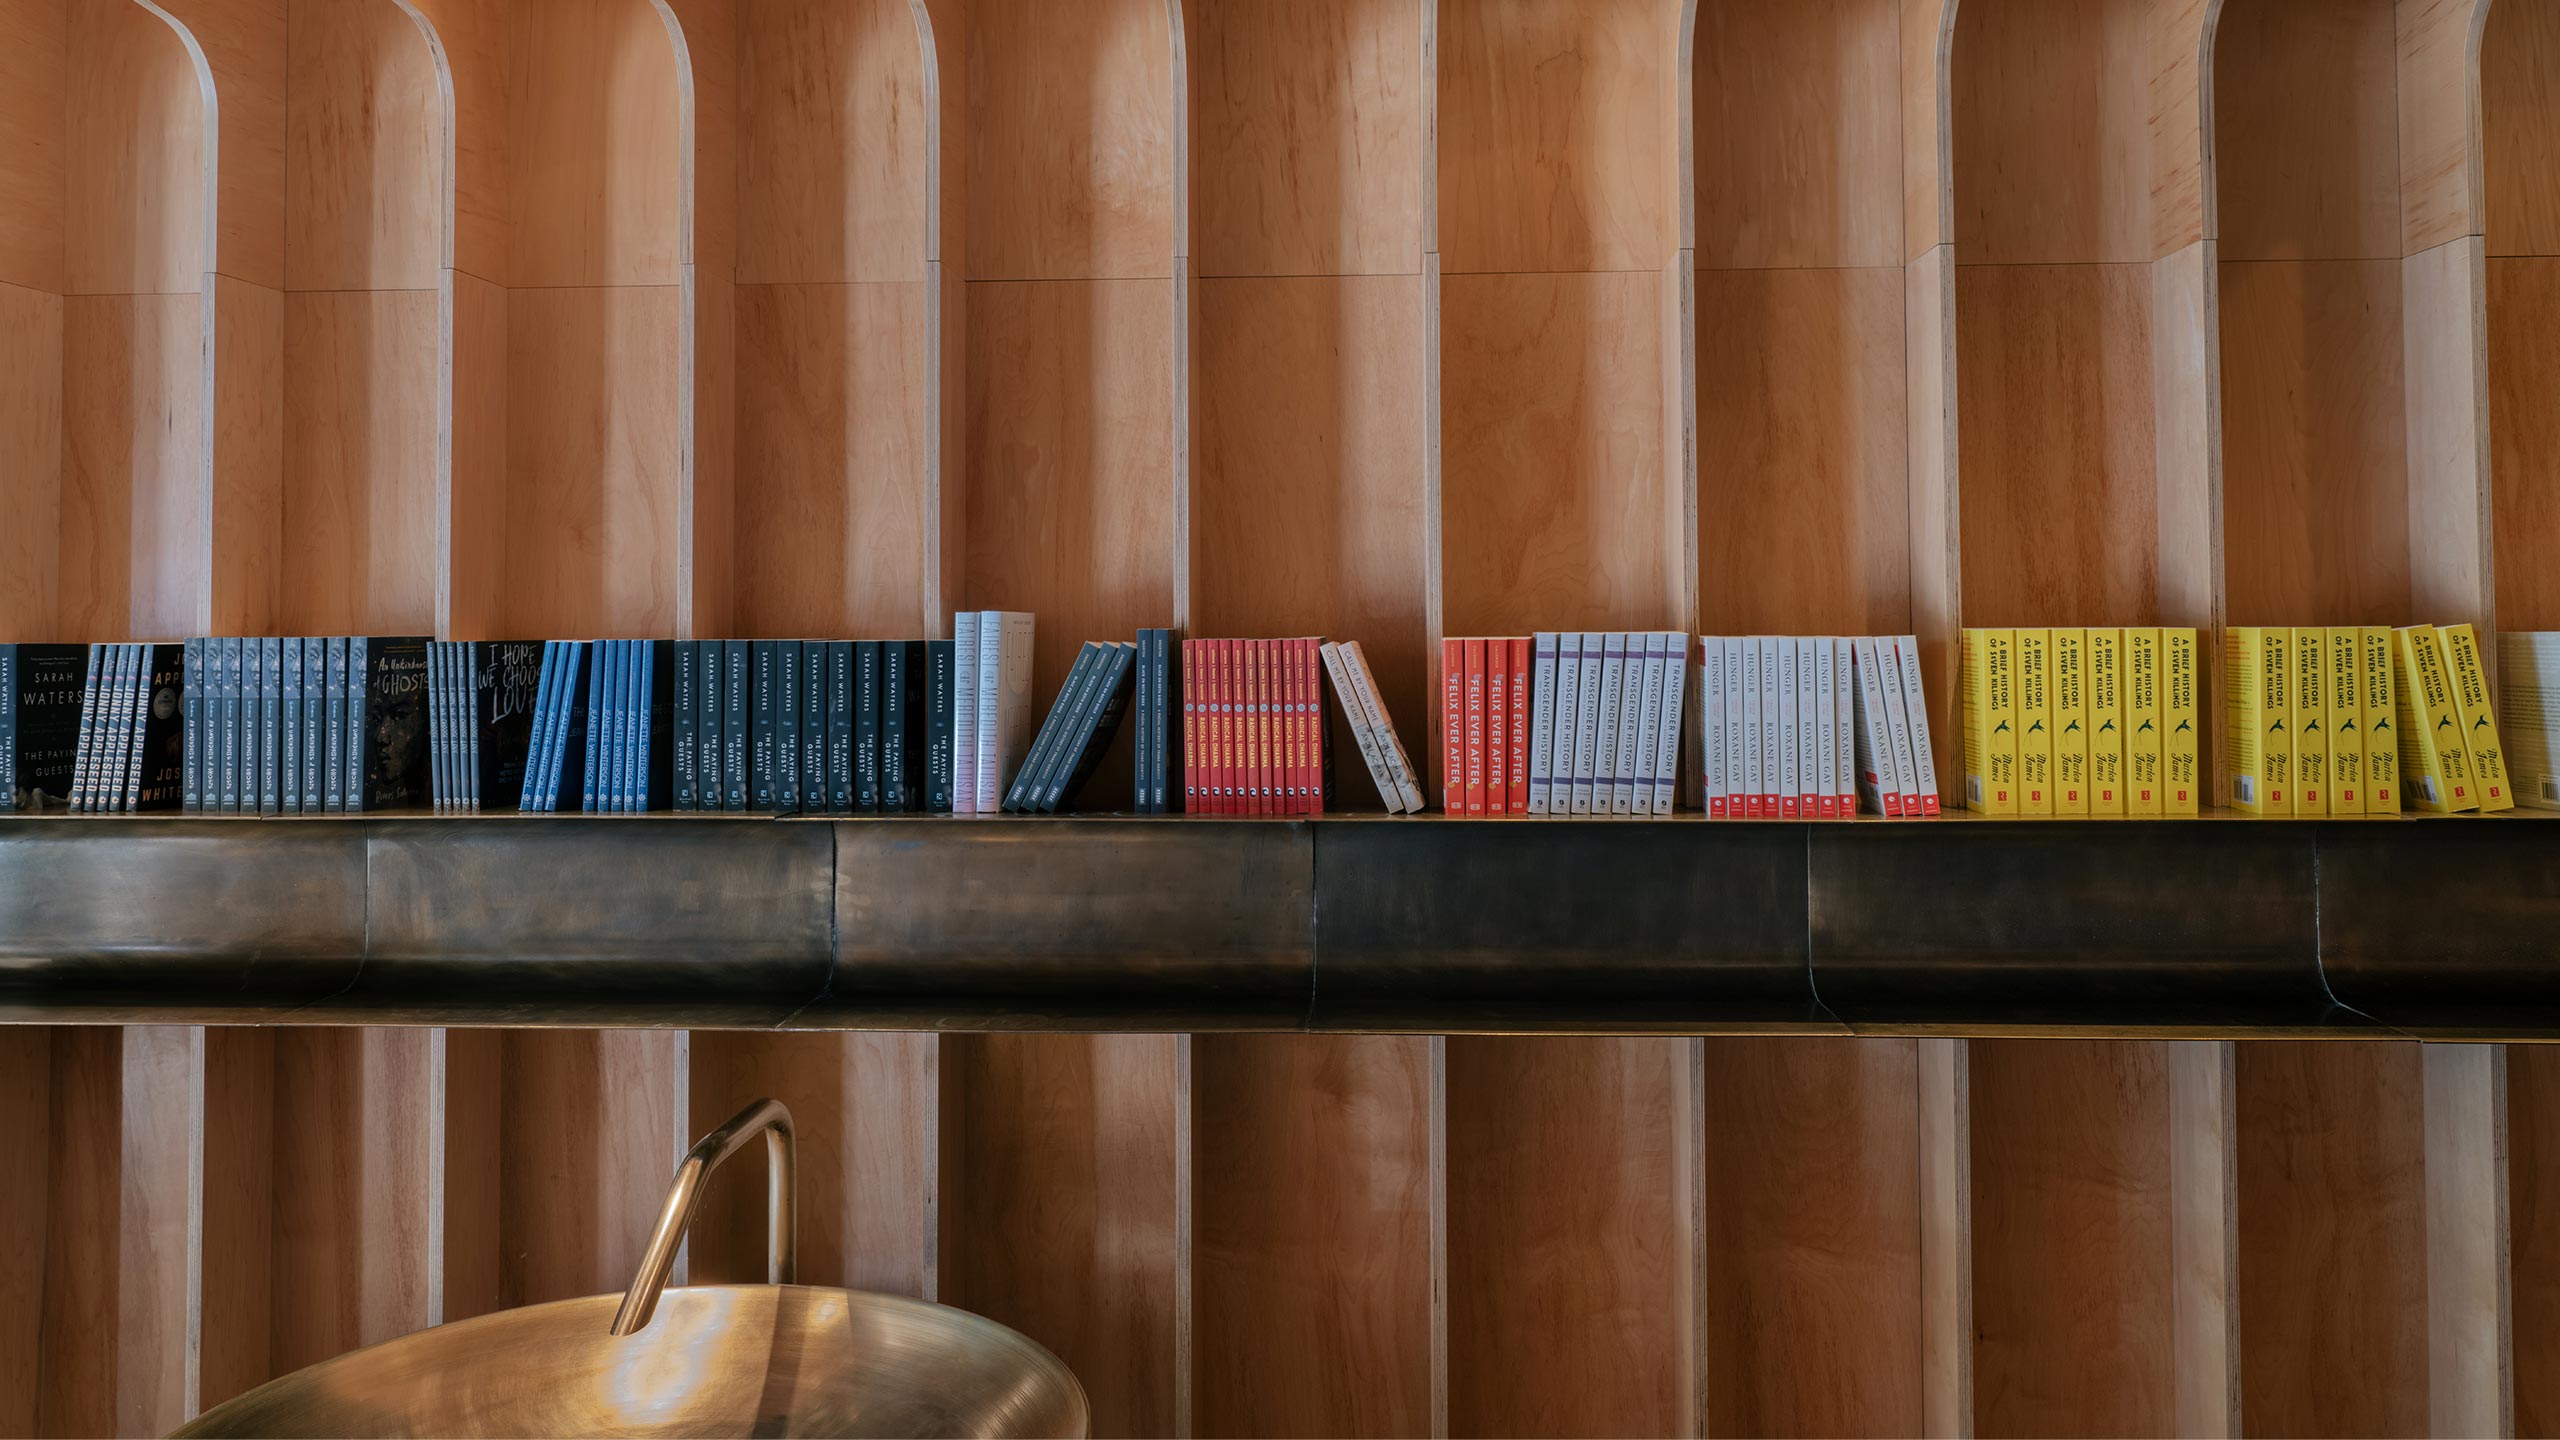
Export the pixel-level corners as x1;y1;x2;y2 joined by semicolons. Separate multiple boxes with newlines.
180;637;429;814
1965;628;2202;816
1163;637;1338;815
0;644;182;813
1511;632;1689;817
2228;623;2512;816
1701;636;1940;819
998;638;1137;813
427;642;540;812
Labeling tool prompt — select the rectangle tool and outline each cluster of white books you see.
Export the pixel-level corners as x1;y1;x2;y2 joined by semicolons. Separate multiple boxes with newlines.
1701;636;1939;818
950;611;1036;814
1522;632;1687;816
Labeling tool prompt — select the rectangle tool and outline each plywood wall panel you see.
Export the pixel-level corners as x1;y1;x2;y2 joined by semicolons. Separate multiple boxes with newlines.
506;0;683;289
1695;265;1909;635
1954;263;2159;626
207;273;284;637
736;0;925;285
61;292;207;641
0;283;66;641
67;0;212;296
965;0;1173;282
284;0;444;291
1952;0;2162;266
2398;0;2491;256
1702;1037;1925;1437
1435;0;1670;274
155;0;287;290
0;1031;48;1437
1190;0;1425;278
1192;1035;1433;1439
405;0;504;283
944;1035;1181;1440
1969;1040;2175;1437
0;0;68;294
495;1030;682;1309
1692;0;1901;271
40;1028;125;1440
280;287;441;635
2235;1040;2431;1436
2215;259;2413;625
2511;1046;2560;1435
2212;0;2402;264
2490;256;2560;633
2485;0;2560;258
688;1033;936;1301
1439;270;1672;636
1445;1037;1685;1438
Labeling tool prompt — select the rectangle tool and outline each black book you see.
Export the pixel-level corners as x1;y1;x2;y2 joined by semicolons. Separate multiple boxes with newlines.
347;637;431;811
131;644;185;812
1006;642;1099;814
801;642;828;814
827;642;854;813
300;639;324;814
925;640;954;813
258;636;281;815
1161;630;1184;812
636;641;675;811
672;641;698;811
324;637;349;814
1030;641;1116;814
752;641;778;813
883;640;923;812
722;639;749;811
181;638;202;812
853;640;882;813
284;638;306;814
473;640;541;812
696;640;723;815
1044;641;1138;813
2;644;87;812
776;640;803;815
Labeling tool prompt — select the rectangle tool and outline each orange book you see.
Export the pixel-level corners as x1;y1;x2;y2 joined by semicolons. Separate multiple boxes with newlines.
1280;639;1300;813
1297;638;1320;815
1441;638;1464;813
1183;638;1202;813
1221;639;1240;814
1258;640;1278;815
1486;639;1510;814
1464;638;1488;816
1509;637;1532;812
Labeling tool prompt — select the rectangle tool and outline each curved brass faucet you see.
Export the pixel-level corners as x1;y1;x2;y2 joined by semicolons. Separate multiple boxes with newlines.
609;1096;797;1335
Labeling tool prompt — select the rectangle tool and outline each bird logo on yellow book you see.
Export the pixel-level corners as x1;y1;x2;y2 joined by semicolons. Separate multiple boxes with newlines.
2373;715;2392;734
2138;718;2155;735
2340;717;2358;735
2476;716;2493;731
2064;718;2082;734
2439;716;2457;733
2099;718;2117;734
2174;718;2192;734
2028;717;2045;734
2303;719;2320;736
1993;719;2010;735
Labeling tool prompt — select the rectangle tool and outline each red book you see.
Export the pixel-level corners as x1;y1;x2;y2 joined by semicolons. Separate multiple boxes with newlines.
1257;640;1277;815
1464;638;1488;816
1486;639;1509;814
1243;640;1260;814
1281;639;1301;814
1220;639;1238;814
1441;638;1464;813
1296;639;1319;815
1205;639;1224;814
1182;639;1200;813
1509;637;1530;812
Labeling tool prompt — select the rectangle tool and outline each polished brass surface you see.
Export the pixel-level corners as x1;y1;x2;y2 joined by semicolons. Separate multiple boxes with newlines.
175;1094;1088;1440
615;1098;797;1335
4;813;2558;1036
171;1286;1088;1439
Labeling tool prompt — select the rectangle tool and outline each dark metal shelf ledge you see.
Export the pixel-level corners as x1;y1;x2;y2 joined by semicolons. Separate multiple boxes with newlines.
0;815;2549;1038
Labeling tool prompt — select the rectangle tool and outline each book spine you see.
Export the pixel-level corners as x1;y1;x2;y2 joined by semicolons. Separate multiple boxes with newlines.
117;646;145;811
1775;638;1799;819
1719;638;1743;817
1615;634;1647;815
2052;629;2089;814
94;646;126;812
346;638;372;811
0;645;14;811
1254;640;1274;814
888;640;916;812
324;638;347;813
784;639;810;814
2364;627;2400;811
1439;638;1462;813
1322;642;1395;812
1832;638;1855;813
2125;627;2164;816
1638;633;1669;816
1346;641;1423;812
1893;637;1940;816
1461;638;1486;816
826;641;853;812
2292;626;2329;816
140;645;186;811
1575;633;1606;814
2326;625;2363;814
2087;629;2124;814
1303;638;1325;815
950;613;977;814
1592;634;1623;815
1551;634;1582;815
1878;636;1923;817
70;643;100;812
2015;629;2052;814
1959;630;2015;814
1853;638;1891;815
2441;623;2514;811
1006;642;1085;813
428;642;448;813
1047;643;1137;812
924;640;952;813
2395;625;2467;811
257;638;280;815
1284;637;1306;815
291;638;312;814
715;640;742;811
974;614;1004;810
1739;639;1763;816
1702;639;1726;817
1528;633;1557;815
610;641;634;812
1756;636;1781;816
1134;629;1155;813
1482;638;1505;816
673;641;697;810
304;637;326;813
1508;637;1531;813
1654;633;1686;815
638;641;665;811
1811;639;1837;818
1162;631;1183;812
752;641;779;813
578;643;604;813
177;639;198;812
1180;639;1200;813
2164;628;2200;815
623;640;645;811
854;640;882;812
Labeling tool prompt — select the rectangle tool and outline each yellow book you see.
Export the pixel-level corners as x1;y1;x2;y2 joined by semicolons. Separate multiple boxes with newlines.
2088;629;2126;815
2326;625;2364;814
2291;627;2329;817
2224;627;2291;815
2052;628;2091;815
2164;628;2201;815
2362;627;2399;812
1962;629;2019;815
2126;627;2164;816
2016;629;2054;815
2394;624;2473;813
2438;623;2514;812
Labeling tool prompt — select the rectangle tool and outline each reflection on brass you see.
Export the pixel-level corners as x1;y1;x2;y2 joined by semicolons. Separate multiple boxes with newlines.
176;1098;1088;1439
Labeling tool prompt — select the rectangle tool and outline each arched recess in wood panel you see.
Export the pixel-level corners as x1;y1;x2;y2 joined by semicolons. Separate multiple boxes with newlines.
682;0;941;1315
943;1;1184;1435
1176;4;1435;1435
1435;3;1694;1434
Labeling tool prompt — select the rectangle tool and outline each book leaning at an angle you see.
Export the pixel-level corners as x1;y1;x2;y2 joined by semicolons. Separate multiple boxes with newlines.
1341;642;1425;813
2438;623;2513;812
1323;642;1404;813
1892;637;1941;815
2395;624;2472;813
1852;637;1904;816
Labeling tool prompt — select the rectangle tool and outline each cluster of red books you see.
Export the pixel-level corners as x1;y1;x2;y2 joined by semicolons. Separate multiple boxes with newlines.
1180;638;1330;815
1440;637;1531;815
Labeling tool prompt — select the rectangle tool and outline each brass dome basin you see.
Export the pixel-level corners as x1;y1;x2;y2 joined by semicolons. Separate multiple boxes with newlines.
174;1284;1088;1439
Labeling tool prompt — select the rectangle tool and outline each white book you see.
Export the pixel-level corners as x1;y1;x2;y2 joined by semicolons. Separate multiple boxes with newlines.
1757;636;1781;815
1777;638;1800;817
1343;641;1428;813
1814;639;1838;817
1853;638;1900;816
1651;632;1684;815
1833;638;1856;812
1633;633;1666;815
1893;635;1942;816
1702;638;1725;816
1321;642;1402;813
1572;632;1604;814
1796;637;1820;815
1879;639;1923;818
1723;637;1746;819
951;612;979;814
1593;634;1625;815
1552;633;1583;816
1740;638;1763;814
1529;633;1559;815
976;611;1036;812
2502;631;2560;809
1613;634;1646;814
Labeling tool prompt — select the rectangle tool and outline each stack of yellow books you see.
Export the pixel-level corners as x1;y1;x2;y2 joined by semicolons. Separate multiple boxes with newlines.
1962;628;2200;816
2225;623;2509;815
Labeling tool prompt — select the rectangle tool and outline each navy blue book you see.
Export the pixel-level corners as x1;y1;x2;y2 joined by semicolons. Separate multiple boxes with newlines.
1044;641;1138;813
853;640;882;813
1007;643;1100;814
722;640;750;811
752;641;778;812
532;641;573;811
801;642;828;814
826;642;854;813
635;640;674;811
324;637;348;813
696;640;723;814
1132;630;1152;813
610;641;635;812
924;640;954;813
673;641;698;810
621;641;646;811
180;638;202;811
545;641;594;812
517;642;555;811
2;644;88;812
776;640;803;814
